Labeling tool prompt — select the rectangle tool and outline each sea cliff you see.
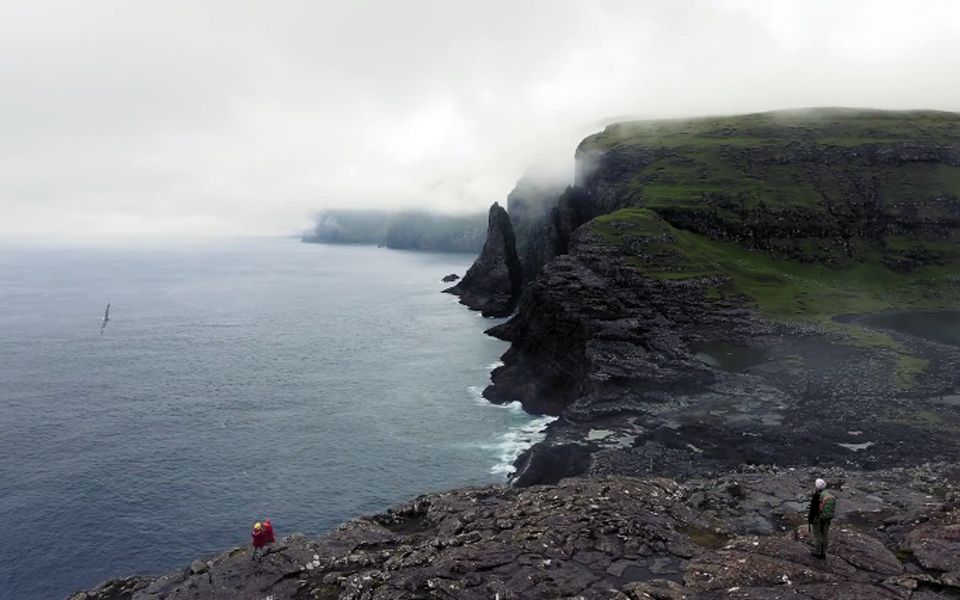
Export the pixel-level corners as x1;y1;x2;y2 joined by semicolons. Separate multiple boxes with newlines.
475;109;960;486
74;109;960;599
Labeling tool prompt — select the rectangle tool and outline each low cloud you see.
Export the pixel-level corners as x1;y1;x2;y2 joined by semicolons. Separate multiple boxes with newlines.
2;0;959;239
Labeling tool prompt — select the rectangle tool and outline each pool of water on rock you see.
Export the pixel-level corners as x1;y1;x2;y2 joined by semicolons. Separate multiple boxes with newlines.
857;310;960;346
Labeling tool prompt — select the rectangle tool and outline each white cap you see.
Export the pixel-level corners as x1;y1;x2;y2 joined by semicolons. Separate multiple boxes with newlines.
815;478;826;490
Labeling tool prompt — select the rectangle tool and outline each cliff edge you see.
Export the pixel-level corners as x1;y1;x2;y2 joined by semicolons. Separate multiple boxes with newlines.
72;464;960;600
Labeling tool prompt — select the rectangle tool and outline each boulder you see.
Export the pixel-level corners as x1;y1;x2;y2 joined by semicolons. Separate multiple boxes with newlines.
903;510;960;572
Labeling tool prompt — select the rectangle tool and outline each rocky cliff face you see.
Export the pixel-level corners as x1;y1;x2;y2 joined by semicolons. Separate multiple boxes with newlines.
72;463;960;600
486;222;960;487
483;228;731;416
483;109;960;485
452;171;594;310
506;174;566;281
444;202;523;317
507;176;597;285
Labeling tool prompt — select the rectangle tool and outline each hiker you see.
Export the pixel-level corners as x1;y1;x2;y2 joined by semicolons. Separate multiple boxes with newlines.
807;478;837;559
251;519;275;561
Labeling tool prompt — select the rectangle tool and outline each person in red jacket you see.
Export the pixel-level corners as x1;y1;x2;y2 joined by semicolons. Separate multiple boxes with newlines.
261;519;275;545
251;519;275;561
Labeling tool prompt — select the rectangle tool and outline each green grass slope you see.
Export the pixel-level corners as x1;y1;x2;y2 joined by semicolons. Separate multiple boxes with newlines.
590;208;958;319
579;109;960;269
589;207;957;384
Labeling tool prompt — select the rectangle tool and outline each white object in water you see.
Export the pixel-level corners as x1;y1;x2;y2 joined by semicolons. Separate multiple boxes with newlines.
837;441;875;452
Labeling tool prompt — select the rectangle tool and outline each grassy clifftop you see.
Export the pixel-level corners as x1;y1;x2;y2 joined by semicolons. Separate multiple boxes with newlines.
580;108;960;151
578;109;960;269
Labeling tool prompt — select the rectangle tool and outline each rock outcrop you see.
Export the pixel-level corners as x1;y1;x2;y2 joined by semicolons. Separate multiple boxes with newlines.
71;463;960;600
444;202;523;317
453;169;592;303
506;173;597;285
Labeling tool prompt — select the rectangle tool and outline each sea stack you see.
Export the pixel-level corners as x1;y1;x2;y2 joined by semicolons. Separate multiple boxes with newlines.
444;202;523;317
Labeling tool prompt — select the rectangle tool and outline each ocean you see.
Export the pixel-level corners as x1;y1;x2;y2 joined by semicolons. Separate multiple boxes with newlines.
0;239;552;599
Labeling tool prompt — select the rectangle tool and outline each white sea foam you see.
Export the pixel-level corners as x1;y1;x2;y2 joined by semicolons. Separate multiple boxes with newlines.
838;441;875;452
488;414;557;476
466;388;525;415
505;401;526;415
467;385;487;405
486;360;504;370
467;386;557;477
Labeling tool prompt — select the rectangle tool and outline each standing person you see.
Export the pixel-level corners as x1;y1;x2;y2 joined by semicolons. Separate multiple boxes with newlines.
251;520;274;561
807;478;837;558
261;519;275;545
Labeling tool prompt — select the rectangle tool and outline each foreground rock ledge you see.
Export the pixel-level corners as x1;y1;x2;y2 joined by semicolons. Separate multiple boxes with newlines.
71;464;960;600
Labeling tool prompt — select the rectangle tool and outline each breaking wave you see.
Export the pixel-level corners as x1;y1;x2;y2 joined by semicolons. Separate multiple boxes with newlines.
468;385;557;477
487;414;556;476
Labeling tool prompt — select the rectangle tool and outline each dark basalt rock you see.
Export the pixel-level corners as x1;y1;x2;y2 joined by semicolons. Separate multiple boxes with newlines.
68;576;153;600
444;202;523;317
484;228;732;417
506;172;566;281
510;441;595;487
441;273;459;283
72;464;960;600
903;509;960;573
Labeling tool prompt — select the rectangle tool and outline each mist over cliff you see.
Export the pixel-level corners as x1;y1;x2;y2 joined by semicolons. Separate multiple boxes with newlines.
302;209;486;253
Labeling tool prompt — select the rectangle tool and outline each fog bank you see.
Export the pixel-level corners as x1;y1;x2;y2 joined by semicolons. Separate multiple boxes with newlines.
2;0;959;239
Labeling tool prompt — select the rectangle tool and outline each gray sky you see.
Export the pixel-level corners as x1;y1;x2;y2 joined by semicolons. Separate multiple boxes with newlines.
3;0;960;240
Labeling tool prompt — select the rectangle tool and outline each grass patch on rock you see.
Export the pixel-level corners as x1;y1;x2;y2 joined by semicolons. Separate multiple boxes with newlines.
589;208;960;386
590;208;958;320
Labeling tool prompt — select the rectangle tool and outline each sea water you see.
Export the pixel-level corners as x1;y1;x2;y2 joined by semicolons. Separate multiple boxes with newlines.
0;239;551;599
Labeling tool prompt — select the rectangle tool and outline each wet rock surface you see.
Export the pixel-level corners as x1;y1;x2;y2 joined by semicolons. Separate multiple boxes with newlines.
72;464;960;600
444;202;523;317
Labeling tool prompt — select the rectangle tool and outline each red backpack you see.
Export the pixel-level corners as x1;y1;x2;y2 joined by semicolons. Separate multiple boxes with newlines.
262;520;276;544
